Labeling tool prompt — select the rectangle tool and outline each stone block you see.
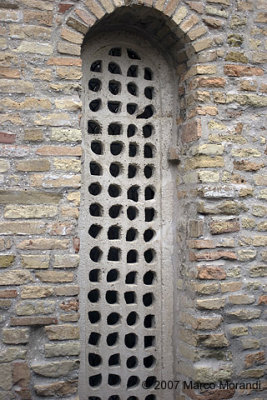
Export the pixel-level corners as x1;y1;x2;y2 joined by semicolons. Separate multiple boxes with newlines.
2;328;29;344
45;324;79;340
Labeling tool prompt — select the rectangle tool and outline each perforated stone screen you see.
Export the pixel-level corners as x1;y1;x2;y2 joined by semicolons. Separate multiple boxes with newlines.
79;32;177;400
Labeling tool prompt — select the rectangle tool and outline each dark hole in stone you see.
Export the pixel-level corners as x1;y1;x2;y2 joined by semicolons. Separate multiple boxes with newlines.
90;60;102;72
127;124;136;137
128;164;137;178
145;377;157;389
127;82;137;96
109;80;121;95
127;48;141;59
144;249;154;263
89;353;101;367
89;78;101;92
108;374;121;386
89;269;100;282
127;356;138;369
129;143;137;157
109;163;120;177
144;87;153;100
137;105;153;119
128;397;138;400
144;229;154;242
144;355;155;368
145;395;156;400
127;376;139;388
144;165;153;178
88;120;101;134
108;396;120;400
108;247;120;261
143;292;153;306
144;67;153;80
125;333;137;348
108;353;120;366
126;228;137;241
145;186;155;200
124;291;136;304
145;208;155;222
108;123;121;135
127;311;138;326
107;269;119;282
110;141;123;155
108;62;121;74
88;332;101;345
108;225;120;240
127;103;137;115
106;290;118;304
90;162;102;176
125;271;137;284
144;144;153;158
88;289;100;303
127;206;137;220
127;65;138;77
90;247;102;262
108;101;120;113
109;205;122;218
143;124;153;138
144;314;155;328
89;203;102;217
89;99;101;112
106;332;118;346
88;182;101;196
109;47;121;56
127;185;139;202
89;397;101;400
88;311;100;324
89;224;102;238
91;141;103;155
127;249;137;263
107;312;120;325
89;374;102;387
108;184;121;198
144;336;155;348
143;271;155;285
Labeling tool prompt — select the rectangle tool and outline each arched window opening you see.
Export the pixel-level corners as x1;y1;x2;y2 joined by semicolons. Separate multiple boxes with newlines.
80;30;178;400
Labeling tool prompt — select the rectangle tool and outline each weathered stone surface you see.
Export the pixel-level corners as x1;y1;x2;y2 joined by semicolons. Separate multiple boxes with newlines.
197;298;225;310
0;347;27;362
17;239;69;250
0;363;12;390
0;190;62;204
16;159;50;172
34;380;78;397
0;255;15;268
16;300;55;315
35;271;73;283
0;270;31;285
210;218;240;234
226;309;261;320
21;286;54;299
45;342;80;358
45;324;79;340
2;328;29;344
21;255;49;269
32;360;79;378
0;221;46;235
4;205;57;219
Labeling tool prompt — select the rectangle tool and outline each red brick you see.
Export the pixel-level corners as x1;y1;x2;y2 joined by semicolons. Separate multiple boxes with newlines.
0;289;17;298
0;132;16;144
197;266;227;280
73;237;80;253
245;351;265;368
181;118;202;144
191;250;237;261
58;3;73;13
258;295;267;305
197;77;226;87
224;65;264;77
12;361;30;387
10;317;58;326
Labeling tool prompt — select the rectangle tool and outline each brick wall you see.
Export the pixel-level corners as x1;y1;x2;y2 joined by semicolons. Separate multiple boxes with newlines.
0;0;266;399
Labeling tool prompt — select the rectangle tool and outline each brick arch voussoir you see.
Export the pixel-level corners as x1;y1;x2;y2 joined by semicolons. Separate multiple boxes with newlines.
58;0;212;62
